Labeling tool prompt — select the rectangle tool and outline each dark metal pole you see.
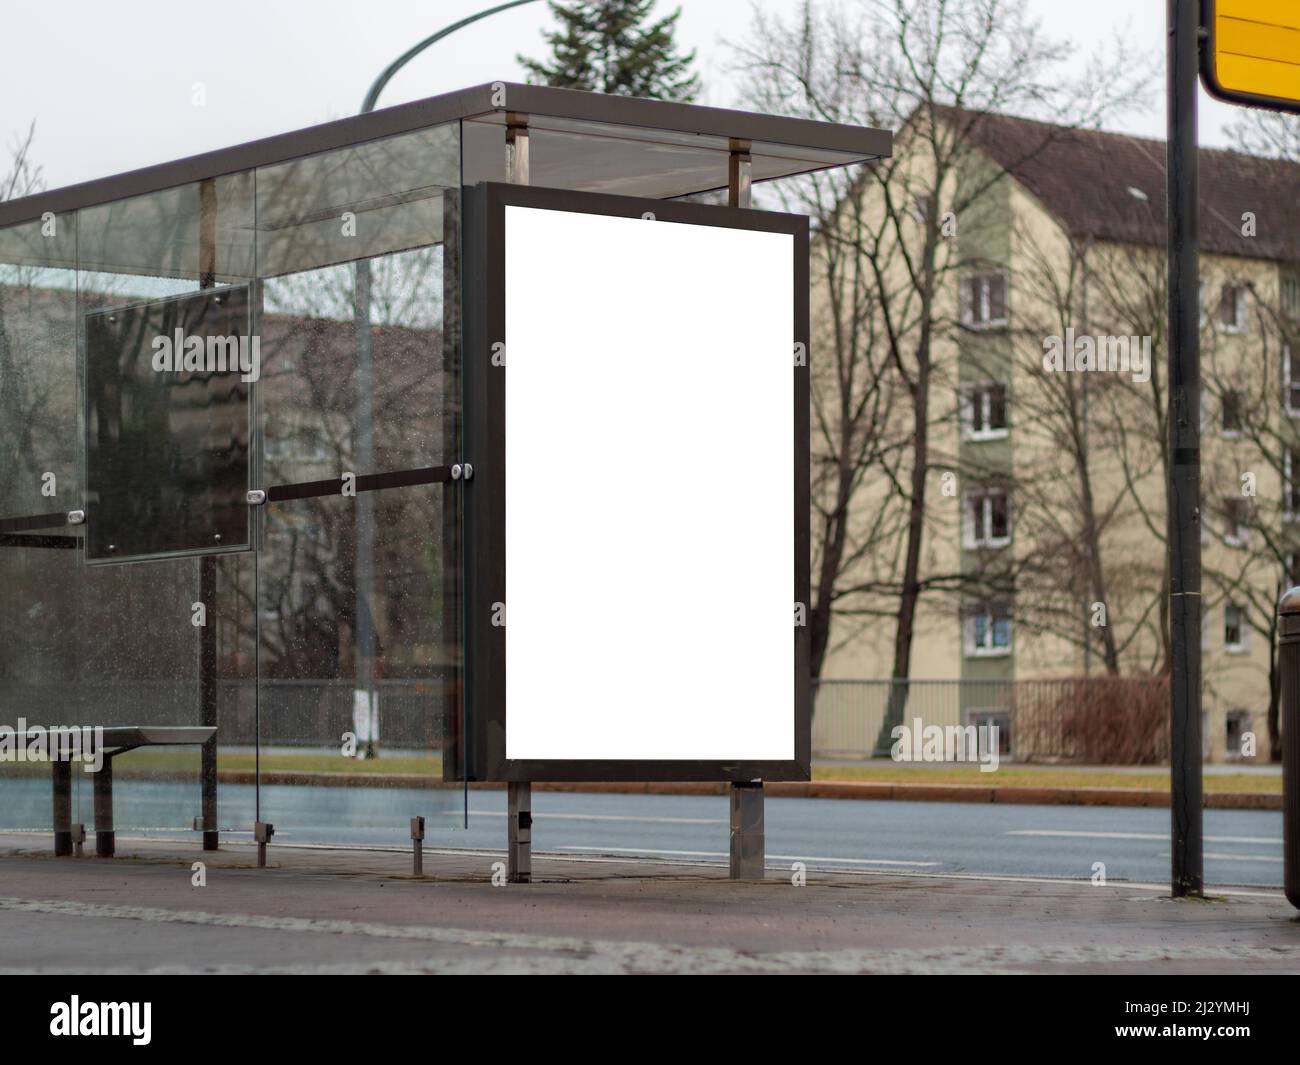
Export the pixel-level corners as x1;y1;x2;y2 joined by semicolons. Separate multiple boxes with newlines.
1280;589;1300;909
727;140;765;881
52;759;72;856
1166;0;1203;898
199;177;220;848
93;758;114;857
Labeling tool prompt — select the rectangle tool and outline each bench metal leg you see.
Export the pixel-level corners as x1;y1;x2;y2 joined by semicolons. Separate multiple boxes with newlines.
508;781;531;883
52;760;72;856
729;781;765;880
94;760;114;857
201;735;218;851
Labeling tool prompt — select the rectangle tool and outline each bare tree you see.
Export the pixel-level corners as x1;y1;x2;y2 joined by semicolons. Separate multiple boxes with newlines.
732;0;1147;745
1;122;42;204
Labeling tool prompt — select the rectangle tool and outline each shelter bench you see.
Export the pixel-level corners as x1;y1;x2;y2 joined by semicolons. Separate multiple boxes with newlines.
25;726;218;857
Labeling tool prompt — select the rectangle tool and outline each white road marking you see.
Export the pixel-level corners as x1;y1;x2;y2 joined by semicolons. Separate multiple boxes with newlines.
557;845;941;867
468;810;723;825
1007;830;1281;845
1160;851;1282;863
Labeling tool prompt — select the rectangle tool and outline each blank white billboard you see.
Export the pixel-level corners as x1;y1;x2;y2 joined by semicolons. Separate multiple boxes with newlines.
504;204;795;762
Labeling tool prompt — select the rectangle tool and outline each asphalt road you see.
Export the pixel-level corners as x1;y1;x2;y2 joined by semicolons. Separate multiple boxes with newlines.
0;778;1284;888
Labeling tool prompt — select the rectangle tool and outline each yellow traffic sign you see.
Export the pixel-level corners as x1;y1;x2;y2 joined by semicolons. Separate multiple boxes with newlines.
1202;0;1300;111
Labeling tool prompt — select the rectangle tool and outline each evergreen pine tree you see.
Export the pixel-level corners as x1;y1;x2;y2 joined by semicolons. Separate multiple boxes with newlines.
519;1;700;102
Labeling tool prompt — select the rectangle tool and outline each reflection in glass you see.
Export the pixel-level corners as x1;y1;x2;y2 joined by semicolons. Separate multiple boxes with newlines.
84;287;252;561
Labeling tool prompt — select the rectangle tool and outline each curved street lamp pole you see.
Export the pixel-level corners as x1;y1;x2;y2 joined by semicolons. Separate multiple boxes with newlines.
362;0;545;113
353;0;543;757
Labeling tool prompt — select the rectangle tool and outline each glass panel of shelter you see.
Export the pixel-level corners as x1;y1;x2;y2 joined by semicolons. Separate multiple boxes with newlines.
0;212;84;836
250;120;465;848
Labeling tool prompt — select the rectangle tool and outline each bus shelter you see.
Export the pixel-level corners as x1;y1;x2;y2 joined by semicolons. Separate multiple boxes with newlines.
0;82;890;878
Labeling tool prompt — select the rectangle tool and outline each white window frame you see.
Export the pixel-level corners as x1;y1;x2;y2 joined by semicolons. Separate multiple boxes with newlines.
1283;276;1300;320
1284;444;1294;520
960;271;1009;330
1219;281;1248;334
965;602;1013;657
961;382;1009;441
1286;449;1300;522
963;488;1011;548
1285;346;1300;418
1223;602;1249;654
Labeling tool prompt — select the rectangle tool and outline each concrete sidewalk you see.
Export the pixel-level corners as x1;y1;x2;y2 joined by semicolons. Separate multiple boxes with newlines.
0;834;1297;974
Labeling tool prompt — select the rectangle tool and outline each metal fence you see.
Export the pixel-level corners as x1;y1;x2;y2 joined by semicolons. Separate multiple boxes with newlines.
812;676;1170;763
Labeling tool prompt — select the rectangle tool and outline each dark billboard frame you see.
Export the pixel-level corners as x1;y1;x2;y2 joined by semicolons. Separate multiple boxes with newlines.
461;181;811;783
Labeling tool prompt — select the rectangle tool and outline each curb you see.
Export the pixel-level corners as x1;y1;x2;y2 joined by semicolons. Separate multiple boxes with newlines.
215;770;1281;810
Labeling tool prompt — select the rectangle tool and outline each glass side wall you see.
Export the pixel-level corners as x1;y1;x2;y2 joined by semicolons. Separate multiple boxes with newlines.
0;118;464;854
251;121;464;845
83;173;255;844
0;213;85;836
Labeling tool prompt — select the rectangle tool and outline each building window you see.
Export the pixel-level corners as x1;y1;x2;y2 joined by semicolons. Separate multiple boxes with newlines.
1220;389;1243;435
965;488;1010;548
1224;603;1248;653
1288;551;1300;586
960;272;1008;329
1225;709;1252;759
1284;276;1300;320
1223;497;1250;546
962;382;1008;440
1219;282;1248;333
1286;449;1300;519
1287;347;1300;417
965;601;1013;657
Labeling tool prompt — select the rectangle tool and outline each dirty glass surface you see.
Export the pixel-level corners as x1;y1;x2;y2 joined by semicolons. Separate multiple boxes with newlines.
0;120;464;853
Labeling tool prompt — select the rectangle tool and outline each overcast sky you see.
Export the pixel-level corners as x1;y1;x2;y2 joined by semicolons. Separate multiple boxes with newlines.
0;0;1251;195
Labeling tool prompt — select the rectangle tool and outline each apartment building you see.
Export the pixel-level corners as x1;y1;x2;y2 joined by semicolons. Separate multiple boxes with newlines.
817;110;1300;762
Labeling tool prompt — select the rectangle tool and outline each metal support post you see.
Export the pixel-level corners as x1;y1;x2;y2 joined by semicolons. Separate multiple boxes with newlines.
94;758;114;857
729;780;765;880
1166;0;1203;898
255;821;274;867
507;782;531;883
200;557;219;850
728;139;752;209
52;759;72;856
410;816;425;876
507;116;530;186
1280;589;1300;909
504;115;533;885
199;176;221;850
726;141;764;880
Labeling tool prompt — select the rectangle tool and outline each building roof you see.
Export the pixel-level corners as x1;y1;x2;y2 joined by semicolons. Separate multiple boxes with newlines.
952;108;1300;264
